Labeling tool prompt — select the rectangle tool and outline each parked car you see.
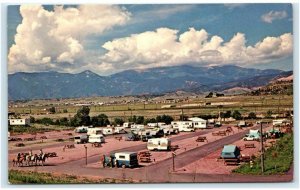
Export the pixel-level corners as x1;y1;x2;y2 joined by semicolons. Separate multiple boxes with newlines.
243;134;260;141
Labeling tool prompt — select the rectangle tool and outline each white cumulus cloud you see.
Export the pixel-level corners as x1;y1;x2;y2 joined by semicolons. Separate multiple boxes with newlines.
261;10;287;23
101;27;293;71
8;4;131;73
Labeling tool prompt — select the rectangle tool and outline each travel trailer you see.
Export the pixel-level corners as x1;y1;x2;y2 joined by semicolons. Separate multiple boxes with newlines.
102;128;114;135
272;119;291;126
87;128;102;136
114;127;127;134
74;126;88;133
88;134;105;143
123;122;134;128
188;117;207;129
104;152;139;168
171;121;193;129
147;138;171;151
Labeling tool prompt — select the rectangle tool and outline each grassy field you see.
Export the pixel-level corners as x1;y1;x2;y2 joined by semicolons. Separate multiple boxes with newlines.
233;133;293;175
9;170;133;184
9;124;73;134
9;95;293;121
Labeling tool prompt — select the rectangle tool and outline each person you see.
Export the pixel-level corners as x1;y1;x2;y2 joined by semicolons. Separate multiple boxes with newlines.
39;149;43;156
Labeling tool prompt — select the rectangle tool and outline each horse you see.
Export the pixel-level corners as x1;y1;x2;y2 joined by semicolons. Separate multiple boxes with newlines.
26;154;39;166
12;153;26;167
36;153;48;166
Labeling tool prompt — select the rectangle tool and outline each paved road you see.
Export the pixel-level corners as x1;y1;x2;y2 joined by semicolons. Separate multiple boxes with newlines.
10;124;292;182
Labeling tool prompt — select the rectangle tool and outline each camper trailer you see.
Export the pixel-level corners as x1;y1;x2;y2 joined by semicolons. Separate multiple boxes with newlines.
188;117;207;129
87;128;103;136
74;135;88;144
88;134;105;143
104;152;139;168
147;138;171;151
74;126;88;133
131;124;145;130
102;128;114;136
273;119;291;126
123;122;134;128
114;127;126;134
238;121;247;127
171;121;193;129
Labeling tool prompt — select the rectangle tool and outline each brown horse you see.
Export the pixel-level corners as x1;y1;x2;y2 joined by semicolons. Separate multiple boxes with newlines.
12;153;26;167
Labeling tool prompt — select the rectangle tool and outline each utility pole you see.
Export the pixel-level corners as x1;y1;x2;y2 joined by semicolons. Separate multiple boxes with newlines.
181;109;184;121
260;122;265;174
172;151;176;172
84;145;87;165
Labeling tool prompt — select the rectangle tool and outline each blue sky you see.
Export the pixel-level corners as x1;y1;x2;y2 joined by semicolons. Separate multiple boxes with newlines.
7;4;293;75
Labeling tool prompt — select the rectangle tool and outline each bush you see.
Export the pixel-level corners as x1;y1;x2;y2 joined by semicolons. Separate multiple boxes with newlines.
233;134;293;175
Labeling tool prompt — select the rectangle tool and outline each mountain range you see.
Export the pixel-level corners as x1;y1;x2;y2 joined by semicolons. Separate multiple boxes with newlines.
8;65;292;100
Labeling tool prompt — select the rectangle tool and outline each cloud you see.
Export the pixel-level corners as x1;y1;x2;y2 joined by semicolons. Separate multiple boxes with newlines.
8;5;131;73
101;28;293;71
261;10;287;23
224;4;246;10
131;5;195;24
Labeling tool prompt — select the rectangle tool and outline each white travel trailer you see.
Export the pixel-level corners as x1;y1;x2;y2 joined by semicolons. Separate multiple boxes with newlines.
9;118;30;126
147;123;159;128
114;127;126;134
147;138;171;151
273;119;291;126
102;128;114;135
131;124;145;130
188;117;207;129
74;126;88;133
88;134;105;143
87;128;103;136
171;121;193;129
123;122;134;128
179;125;195;132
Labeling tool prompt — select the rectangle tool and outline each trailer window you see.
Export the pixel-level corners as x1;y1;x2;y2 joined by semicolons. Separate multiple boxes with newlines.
119;155;125;159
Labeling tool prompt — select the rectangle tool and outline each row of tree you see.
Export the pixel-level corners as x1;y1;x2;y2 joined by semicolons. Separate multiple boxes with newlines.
32;106;175;127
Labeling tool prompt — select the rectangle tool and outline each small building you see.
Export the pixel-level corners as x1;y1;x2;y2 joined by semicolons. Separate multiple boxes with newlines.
9;118;30;126
221;145;240;159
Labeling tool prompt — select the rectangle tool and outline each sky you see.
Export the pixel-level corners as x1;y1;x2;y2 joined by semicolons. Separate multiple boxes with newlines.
7;4;293;75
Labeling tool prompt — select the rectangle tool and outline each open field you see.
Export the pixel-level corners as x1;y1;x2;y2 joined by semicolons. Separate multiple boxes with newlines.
9;95;293;120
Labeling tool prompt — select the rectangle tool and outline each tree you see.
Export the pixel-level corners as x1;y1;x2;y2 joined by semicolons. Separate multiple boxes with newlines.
232;110;242;120
49;107;56;114
29;116;35;123
128;115;137;123
114;118;124;126
224;111;232;118
248;112;257;119
91;114;110;127
143;118;157;125
265;110;273;119
156;115;174;124
136;116;144;124
71;106;91;126
205;92;213;98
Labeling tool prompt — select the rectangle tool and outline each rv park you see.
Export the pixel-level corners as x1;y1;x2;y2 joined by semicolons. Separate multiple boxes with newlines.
8;94;293;183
